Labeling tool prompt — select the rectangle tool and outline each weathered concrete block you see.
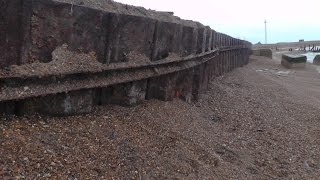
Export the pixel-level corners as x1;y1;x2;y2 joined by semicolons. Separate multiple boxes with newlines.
93;87;112;105
19;89;94;116
227;35;231;46
0;101;16;116
105;14;156;63
19;0;34;65
212;56;220;77
218;33;222;47
205;27;212;52
239;50;243;66
192;63;209;100
216;55;223;76
238;50;242;67
146;70;194;102
281;54;307;69
196;28;206;54
228;36;232;46
146;73;178;101
231;37;234;46
99;80;147;106
49;90;93;115
214;56;220;76
251;49;259;56
230;51;234;70
242;49;246;65
229;51;232;70
221;34;225;47
207;57;214;80
212;31;218;48
223;34;227;47
151;21;183;61
217;33;222;47
181;26;197;56
313;55;320;65
222;52;227;73
0;0;23;68
252;49;272;59
175;70;194;103
211;30;216;50
232;51;236;69
233;51;236;68
225;35;229;46
226;51;231;72
30;0;107;63
245;49;250;65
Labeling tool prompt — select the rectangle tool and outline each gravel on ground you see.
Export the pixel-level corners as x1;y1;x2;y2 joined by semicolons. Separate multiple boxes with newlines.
0;55;319;179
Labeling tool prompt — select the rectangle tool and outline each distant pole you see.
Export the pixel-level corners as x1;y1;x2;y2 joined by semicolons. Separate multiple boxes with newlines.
264;20;267;44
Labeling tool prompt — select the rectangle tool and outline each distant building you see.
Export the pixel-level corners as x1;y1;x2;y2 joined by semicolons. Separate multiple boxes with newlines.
299;39;304;42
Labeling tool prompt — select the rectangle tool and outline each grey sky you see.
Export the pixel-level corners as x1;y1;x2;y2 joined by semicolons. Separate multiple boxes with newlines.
115;0;320;44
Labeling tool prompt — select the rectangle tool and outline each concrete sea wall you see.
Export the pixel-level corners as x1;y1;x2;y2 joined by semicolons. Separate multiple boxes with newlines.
0;0;251;116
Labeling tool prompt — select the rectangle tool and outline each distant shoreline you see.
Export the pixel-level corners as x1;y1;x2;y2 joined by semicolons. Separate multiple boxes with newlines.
253;40;320;49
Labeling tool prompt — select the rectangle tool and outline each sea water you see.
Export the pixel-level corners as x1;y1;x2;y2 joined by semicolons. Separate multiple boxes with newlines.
302;52;320;63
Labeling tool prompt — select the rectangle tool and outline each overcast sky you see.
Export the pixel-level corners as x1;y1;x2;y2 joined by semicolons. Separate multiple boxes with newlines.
115;0;320;44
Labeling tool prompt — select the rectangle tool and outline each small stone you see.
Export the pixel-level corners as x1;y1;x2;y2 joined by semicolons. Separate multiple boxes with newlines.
210;115;222;122
43;173;51;178
15;175;25;179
